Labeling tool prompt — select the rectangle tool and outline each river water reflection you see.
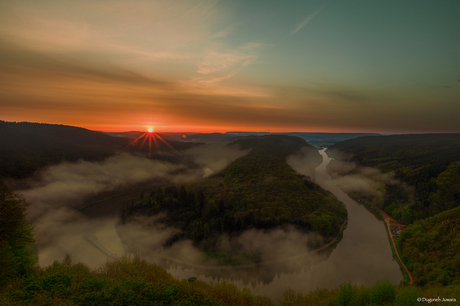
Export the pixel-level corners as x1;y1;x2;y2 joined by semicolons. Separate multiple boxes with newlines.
165;149;403;300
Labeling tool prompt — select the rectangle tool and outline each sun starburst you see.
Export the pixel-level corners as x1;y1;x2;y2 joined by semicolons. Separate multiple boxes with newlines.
124;127;178;158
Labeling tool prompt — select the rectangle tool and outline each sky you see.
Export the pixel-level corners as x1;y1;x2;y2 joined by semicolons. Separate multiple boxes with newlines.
0;0;459;133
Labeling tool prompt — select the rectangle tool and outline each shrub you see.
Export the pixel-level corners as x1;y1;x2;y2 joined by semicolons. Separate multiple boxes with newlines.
394;286;423;306
370;279;396;305
337;282;358;306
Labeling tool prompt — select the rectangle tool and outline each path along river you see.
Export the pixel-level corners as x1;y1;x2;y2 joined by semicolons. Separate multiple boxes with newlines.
43;149;403;301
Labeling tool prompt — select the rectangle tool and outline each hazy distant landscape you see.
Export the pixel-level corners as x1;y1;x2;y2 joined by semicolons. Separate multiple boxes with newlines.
1;0;459;305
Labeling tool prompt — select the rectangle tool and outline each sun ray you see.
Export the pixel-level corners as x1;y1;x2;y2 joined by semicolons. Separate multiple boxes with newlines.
151;133;160;152
139;134;149;150
155;133;179;153
124;133;147;150
148;134;152;158
123;128;182;157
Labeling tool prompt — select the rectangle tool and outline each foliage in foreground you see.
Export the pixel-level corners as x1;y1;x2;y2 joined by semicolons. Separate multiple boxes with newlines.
0;256;264;306
1;256;459;306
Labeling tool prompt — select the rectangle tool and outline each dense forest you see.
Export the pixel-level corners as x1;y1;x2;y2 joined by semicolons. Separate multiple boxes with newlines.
118;135;347;261
327;134;460;286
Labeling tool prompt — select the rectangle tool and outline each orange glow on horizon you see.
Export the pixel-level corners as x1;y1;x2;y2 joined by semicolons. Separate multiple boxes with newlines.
19;119;385;134
85;124;376;134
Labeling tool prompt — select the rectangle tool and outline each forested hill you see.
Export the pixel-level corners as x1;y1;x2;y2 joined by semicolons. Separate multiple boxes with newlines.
327;134;460;222
0;121;126;179
120;135;347;255
399;205;460;286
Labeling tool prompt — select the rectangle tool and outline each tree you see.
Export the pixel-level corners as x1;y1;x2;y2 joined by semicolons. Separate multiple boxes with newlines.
0;181;36;286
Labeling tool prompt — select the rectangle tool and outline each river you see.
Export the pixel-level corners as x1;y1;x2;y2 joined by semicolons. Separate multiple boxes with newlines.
39;148;403;301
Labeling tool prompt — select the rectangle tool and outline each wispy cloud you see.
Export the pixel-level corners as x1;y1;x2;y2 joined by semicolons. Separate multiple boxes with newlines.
289;4;328;37
210;25;235;39
195;42;266;82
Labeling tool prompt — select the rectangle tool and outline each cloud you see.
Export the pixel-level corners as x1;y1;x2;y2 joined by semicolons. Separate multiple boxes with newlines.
289;4;327;37
0;41;172;88
210;25;236;39
195;42;266;82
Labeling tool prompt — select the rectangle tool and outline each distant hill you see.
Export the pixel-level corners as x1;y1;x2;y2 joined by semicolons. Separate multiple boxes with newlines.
119;135;347;262
0;121;126;179
0;121;197;180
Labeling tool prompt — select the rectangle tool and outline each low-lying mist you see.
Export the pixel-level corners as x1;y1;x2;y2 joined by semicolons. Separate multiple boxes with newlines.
21;153;196;221
18;145;405;301
183;144;249;178
116;215;328;289
119;217;323;265
18;144;249;268
286;146;322;179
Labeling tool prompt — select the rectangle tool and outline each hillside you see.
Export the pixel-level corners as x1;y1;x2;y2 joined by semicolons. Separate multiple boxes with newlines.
119;135;347;262
327;134;460;222
398;205;460;286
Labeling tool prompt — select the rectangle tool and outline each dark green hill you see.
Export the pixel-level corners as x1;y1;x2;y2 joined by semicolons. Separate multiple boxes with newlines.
119;135;347;259
327;134;460;222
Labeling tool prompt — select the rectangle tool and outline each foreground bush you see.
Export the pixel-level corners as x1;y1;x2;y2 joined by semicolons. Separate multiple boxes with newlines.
0;255;273;306
2;255;460;305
